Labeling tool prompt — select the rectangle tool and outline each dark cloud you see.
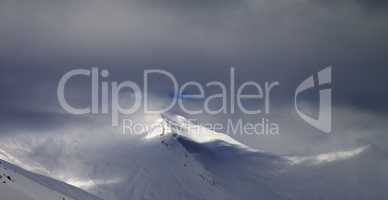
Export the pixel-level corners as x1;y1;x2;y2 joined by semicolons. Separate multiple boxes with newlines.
0;0;387;152
139;0;241;10
356;0;388;10
315;0;388;13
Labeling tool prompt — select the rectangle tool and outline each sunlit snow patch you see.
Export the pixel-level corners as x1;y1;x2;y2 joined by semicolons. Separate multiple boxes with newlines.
144;113;258;152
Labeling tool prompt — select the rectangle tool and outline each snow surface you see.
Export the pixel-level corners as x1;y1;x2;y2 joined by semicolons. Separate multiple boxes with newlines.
0;113;387;200
0;159;101;200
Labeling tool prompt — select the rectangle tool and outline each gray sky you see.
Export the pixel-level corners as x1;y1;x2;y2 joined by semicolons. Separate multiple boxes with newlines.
0;0;387;154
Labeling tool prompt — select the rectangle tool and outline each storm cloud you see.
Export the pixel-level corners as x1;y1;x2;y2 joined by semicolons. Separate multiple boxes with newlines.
0;0;387;153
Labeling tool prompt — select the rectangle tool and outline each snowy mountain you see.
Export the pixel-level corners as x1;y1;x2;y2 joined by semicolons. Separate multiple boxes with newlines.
0;113;387;200
0;159;101;200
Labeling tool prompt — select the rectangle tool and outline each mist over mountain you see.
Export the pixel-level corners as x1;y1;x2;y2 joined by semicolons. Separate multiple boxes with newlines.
1;114;387;200
0;0;387;199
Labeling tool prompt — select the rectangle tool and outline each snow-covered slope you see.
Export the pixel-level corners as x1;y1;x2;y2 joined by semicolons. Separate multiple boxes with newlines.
0;113;387;200
0;159;101;200
275;145;388;200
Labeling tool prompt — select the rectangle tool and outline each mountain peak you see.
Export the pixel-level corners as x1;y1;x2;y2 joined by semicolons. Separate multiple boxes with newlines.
144;113;255;152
